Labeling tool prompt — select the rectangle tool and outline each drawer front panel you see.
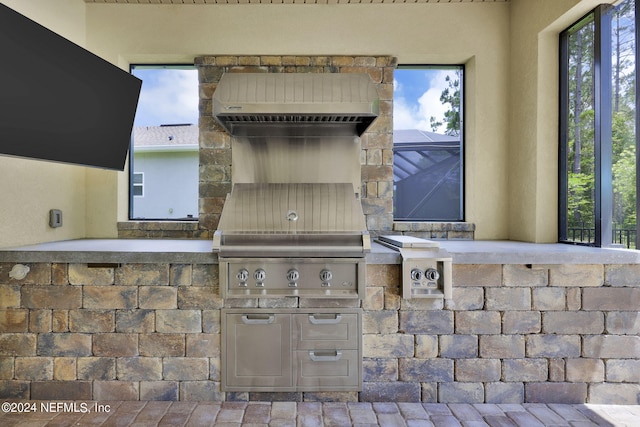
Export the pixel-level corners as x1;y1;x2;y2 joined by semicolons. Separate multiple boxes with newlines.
293;313;359;350
295;349;360;390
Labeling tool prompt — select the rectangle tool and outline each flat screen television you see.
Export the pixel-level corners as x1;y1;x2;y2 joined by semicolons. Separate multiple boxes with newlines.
0;4;141;170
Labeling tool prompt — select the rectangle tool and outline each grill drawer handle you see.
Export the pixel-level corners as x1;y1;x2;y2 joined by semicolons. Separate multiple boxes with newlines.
241;314;275;324
309;350;342;362
308;314;342;325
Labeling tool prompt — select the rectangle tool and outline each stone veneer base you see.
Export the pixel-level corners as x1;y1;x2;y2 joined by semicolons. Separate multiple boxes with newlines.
1;256;639;404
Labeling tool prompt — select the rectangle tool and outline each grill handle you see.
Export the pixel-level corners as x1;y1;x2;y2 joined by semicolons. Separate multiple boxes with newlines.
241;314;275;324
308;314;343;325
309;350;342;362
218;245;367;257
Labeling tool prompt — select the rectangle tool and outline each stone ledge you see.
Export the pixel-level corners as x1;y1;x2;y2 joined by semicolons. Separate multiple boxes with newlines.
392;222;475;240
117;221;208;240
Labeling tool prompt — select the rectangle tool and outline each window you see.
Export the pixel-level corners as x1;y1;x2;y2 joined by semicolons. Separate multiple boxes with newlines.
129;65;199;220
559;1;638;248
133;172;144;197
393;66;464;221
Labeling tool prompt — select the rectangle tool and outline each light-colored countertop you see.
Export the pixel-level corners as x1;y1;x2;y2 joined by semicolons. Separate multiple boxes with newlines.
0;239;217;264
439;240;640;264
0;239;639;265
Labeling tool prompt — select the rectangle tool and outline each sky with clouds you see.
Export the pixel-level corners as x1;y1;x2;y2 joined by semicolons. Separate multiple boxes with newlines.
393;68;460;134
130;66;459;134
131;67;199;127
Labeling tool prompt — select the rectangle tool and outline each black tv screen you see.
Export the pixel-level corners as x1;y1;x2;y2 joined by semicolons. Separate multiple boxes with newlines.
0;4;141;170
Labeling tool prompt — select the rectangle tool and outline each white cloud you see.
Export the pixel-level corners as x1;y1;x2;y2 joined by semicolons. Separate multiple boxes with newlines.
416;86;448;132
393;70;454;134
393;77;403;94
393;95;420;130
135;69;199;126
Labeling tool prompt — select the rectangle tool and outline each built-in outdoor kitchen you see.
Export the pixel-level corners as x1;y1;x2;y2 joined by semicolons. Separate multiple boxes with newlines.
1;54;640;409
212;72;375;394
1;3;640;424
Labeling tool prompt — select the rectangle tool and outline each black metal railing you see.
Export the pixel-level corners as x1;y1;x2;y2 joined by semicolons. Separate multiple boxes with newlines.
567;225;595;244
612;225;637;249
567;223;637;249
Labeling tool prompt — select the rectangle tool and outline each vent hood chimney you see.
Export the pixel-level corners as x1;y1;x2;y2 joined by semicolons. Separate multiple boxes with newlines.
212;73;379;137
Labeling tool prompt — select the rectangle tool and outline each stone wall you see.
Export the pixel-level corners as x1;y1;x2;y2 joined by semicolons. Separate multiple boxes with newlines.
0;262;220;401
1;261;638;403
118;221;206;239
362;263;640;404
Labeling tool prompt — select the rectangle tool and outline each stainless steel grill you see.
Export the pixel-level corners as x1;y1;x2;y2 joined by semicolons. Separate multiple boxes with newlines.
214;183;369;298
212;72;377;300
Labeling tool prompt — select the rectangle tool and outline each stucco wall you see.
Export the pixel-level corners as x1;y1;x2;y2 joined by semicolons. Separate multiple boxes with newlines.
85;2;511;239
0;0;88;248
0;0;625;246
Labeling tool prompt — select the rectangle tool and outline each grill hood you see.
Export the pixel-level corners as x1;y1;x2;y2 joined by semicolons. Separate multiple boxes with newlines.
213;73;379;137
213;183;370;257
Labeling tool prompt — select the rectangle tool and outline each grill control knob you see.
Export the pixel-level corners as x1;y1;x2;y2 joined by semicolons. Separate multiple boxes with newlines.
319;269;333;282
410;268;424;281
254;269;266;282
286;269;300;282
425;268;440;281
236;269;249;285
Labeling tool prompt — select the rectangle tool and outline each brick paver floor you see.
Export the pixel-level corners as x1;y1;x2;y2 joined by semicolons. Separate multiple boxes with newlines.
0;401;638;426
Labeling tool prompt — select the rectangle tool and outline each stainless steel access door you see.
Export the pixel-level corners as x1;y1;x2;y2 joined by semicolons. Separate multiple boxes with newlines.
222;312;292;390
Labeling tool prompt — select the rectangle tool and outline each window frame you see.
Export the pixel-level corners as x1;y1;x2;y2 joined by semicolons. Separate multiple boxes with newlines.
128;64;199;221
635;0;640;250
392;64;466;222
132;172;144;198
559;2;639;248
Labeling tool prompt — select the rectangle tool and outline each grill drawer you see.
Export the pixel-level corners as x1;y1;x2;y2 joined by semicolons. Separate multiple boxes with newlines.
295;349;360;390
293;313;359;350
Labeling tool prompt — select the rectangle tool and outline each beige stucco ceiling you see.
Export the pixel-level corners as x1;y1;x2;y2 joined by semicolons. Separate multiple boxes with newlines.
84;0;508;4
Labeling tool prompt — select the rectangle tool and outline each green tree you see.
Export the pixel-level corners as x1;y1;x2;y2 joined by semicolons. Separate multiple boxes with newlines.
429;71;461;137
563;0;637;247
566;17;596;233
613;144;637;226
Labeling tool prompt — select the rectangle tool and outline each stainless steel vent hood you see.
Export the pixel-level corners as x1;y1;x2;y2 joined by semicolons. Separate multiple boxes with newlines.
213;73;379;137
